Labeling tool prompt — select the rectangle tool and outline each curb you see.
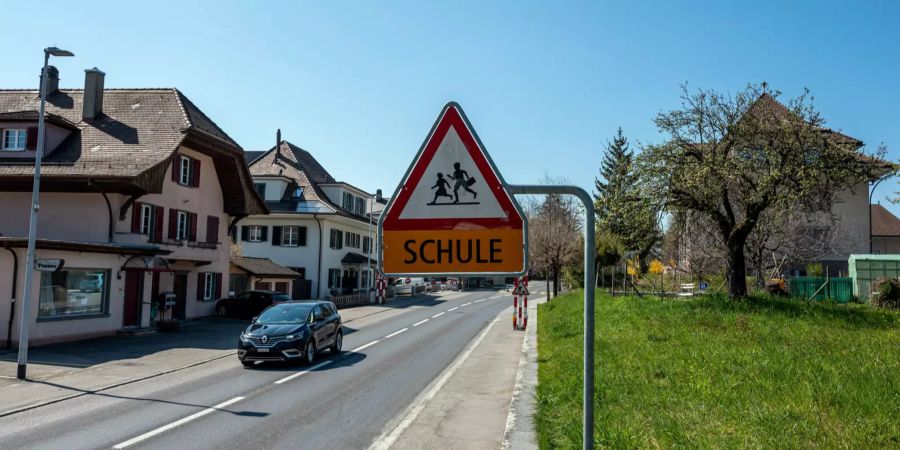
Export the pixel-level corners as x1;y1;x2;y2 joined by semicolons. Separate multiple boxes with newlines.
502;295;540;449
0;350;235;418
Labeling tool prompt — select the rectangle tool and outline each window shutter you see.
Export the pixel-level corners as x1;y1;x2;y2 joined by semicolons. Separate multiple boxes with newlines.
171;155;180;182
191;159;201;187
154;206;165;243
337;231;343;249
197;273;205;301
206;216;219;243
189;213;198;242
131;202;142;233
241;225;249;242
25;127;38;151
299;227;307;246
260;226;268;242
272;226;283;246
215;273;223;299
168;209;178;239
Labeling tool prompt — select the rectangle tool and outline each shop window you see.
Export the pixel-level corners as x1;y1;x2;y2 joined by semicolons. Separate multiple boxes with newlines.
38;269;109;318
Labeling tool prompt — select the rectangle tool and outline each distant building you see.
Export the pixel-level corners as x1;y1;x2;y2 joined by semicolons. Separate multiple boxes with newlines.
237;139;385;299
870;204;900;254
0;66;266;346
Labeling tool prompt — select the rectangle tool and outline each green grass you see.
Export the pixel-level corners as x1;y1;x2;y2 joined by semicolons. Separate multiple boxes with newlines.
536;291;900;449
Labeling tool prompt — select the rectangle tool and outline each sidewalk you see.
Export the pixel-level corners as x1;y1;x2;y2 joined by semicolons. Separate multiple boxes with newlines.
0;291;461;417
375;295;542;450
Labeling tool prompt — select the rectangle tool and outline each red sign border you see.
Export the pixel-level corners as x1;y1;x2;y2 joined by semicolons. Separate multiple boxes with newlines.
382;103;524;231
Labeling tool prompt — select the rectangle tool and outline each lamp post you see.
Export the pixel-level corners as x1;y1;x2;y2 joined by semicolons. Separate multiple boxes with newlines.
16;46;74;380
869;176;888;254
366;193;375;295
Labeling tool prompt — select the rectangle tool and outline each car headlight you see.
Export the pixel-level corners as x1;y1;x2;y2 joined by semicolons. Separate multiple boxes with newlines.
285;334;295;340
240;333;250;342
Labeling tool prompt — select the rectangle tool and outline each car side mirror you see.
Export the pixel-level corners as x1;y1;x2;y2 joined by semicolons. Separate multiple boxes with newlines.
251;316;258;323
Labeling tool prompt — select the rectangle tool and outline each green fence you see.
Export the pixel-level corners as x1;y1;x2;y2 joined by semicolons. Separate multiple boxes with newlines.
788;277;853;303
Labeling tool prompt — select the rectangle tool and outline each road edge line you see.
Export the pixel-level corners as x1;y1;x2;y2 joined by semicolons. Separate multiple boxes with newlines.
367;310;504;450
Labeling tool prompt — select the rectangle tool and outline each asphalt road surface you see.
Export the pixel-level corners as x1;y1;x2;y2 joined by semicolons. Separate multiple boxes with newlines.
0;289;515;450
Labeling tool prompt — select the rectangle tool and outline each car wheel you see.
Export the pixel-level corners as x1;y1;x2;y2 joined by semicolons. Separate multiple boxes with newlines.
216;305;228;317
305;340;316;365
241;360;254;368
331;330;343;354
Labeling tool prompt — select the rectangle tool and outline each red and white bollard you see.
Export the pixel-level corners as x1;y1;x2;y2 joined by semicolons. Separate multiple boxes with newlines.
376;274;386;305
513;275;529;330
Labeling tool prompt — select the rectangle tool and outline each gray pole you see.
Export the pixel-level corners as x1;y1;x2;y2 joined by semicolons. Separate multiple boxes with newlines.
16;51;50;380
507;184;595;450
367;194;373;295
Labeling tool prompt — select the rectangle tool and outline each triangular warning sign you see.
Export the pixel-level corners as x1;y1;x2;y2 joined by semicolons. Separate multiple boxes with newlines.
380;102;526;276
513;283;530;296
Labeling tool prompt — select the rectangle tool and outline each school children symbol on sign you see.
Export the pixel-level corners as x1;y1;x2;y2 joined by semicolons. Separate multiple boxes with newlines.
379;102;526;275
429;162;479;205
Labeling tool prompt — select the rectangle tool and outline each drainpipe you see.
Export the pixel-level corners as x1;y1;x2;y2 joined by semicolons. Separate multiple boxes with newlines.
5;248;18;349
88;180;114;242
314;214;324;299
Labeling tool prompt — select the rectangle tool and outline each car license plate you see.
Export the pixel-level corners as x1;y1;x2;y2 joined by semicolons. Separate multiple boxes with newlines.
256;348;269;353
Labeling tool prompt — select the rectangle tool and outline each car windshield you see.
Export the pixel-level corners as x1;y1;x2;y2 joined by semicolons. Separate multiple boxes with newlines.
256;304;314;325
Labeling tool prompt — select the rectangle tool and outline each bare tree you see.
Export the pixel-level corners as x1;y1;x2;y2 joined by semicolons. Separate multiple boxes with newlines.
526;176;583;297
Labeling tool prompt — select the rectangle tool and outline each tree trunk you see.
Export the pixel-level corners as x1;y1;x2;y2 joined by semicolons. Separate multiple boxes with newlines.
553;268;560;297
726;241;748;298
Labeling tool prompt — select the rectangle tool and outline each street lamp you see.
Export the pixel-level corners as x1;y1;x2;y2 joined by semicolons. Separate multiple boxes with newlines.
869;176;889;254
16;46;74;380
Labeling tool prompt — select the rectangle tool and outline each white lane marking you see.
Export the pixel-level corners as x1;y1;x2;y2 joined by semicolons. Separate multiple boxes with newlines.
273;360;333;385
447;306;459;312
113;396;244;449
462;302;472;307
474;299;485;303
432;312;445;318
413;319;429;327
352;340;380;352
385;328;409;339
368;314;503;450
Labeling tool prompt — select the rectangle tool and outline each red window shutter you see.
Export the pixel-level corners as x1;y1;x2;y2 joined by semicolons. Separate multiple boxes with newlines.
191;159;201;187
154;206;165;243
215;273;223;299
168;209;178;239
171;155;180;182
197;273;205;301
25;127;38;150
189;213;198;242
207;216;219;243
131;202;142;233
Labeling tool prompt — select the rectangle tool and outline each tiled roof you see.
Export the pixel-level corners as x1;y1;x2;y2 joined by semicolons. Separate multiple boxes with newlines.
231;256;300;277
871;204;900;237
243;151;266;164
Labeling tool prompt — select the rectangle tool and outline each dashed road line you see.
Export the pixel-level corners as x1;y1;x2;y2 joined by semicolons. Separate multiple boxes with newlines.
447;306;459;312
353;340;381;352
474;299;485;303
273;360;333;385
432;312;445;318
462;302;472;307
113;396;245;449
413;319;429;327
385;328;409;339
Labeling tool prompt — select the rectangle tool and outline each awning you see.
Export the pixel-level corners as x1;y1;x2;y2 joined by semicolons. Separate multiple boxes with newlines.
341;252;376;265
0;237;169;256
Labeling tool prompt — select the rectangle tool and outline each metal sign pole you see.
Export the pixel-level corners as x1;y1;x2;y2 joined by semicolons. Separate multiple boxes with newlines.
506;184;595;450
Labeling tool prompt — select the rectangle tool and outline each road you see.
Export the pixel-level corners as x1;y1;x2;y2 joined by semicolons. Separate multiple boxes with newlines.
0;288;517;449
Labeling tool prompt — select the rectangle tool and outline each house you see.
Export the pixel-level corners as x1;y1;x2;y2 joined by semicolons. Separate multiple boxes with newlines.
0;66;266;346
237;137;384;300
870;204;900;254
229;256;301;295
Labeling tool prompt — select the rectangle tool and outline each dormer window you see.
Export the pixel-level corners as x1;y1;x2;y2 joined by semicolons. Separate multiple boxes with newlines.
180;156;192;185
171;153;201;187
2;129;27;151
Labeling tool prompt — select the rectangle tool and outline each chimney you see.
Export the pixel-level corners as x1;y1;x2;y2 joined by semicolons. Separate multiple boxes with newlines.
275;128;282;160
376;189;383;202
82;67;106;120
43;65;60;94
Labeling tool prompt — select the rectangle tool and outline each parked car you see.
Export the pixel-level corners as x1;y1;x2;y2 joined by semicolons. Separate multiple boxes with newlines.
215;290;291;319
238;301;342;367
393;278;427;295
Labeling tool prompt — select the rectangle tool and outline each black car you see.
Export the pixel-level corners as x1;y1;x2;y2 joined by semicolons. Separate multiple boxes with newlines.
215;290;291;319
238;301;342;367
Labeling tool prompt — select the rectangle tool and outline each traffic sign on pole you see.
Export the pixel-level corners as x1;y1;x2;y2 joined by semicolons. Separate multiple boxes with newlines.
379;102;526;276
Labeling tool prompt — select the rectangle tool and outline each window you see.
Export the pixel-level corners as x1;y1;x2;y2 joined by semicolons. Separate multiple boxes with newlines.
288;266;306;279
282;226;299;246
356;197;365;215
293;187;304;198
203;273;215;300
344;232;361;248
363;236;371;254
330;229;343;249
2;129;27;151
248;225;264;242
255;183;267;198
38;269;109;318
140;204;153;235
342;192;354;210
360;270;370;290
328;268;342;289
180;156;192;185
176;211;189;240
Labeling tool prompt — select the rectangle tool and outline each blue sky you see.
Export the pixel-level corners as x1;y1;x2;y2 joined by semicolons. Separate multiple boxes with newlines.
2;0;898;211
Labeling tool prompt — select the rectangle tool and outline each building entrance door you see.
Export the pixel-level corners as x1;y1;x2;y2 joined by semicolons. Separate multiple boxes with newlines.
173;272;188;320
123;271;142;327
